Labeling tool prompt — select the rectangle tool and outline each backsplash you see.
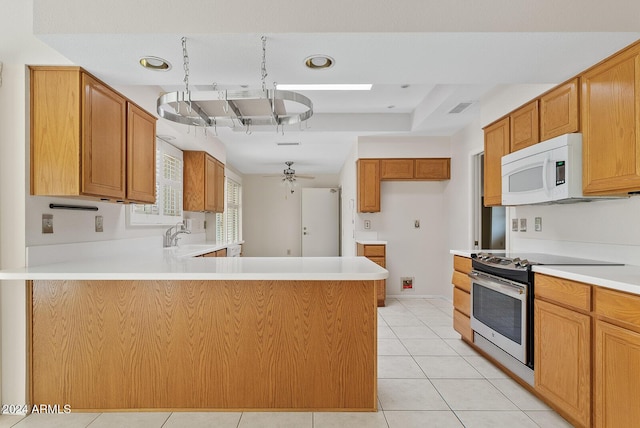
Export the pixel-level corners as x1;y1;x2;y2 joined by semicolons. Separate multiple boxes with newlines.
509;196;640;265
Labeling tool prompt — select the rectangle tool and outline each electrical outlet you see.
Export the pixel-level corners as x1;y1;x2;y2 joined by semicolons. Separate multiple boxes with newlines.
42;214;53;234
520;218;527;232
364;219;371;230
286;249;291;256
512;219;518;232
95;215;104;232
535;217;542;232
401;277;414;291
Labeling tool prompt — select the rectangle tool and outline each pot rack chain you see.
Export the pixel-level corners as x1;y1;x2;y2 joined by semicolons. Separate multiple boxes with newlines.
261;36;268;92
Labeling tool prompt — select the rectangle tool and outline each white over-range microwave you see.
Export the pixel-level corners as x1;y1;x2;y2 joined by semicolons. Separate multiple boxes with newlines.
501;133;609;206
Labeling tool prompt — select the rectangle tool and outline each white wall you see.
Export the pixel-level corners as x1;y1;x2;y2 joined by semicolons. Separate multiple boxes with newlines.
242;174;340;256
353;136;452;298
339;144;358;257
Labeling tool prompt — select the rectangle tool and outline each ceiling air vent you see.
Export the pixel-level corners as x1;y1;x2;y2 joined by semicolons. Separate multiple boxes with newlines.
448;102;473;114
276;142;301;146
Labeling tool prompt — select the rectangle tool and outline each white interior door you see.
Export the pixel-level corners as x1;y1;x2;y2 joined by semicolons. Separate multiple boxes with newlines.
301;188;339;257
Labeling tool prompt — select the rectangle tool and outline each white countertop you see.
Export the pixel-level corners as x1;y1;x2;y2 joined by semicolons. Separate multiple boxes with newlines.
0;252;388;281
356;240;388;245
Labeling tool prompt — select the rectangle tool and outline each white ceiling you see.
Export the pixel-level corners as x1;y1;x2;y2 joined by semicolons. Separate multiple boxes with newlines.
31;2;640;176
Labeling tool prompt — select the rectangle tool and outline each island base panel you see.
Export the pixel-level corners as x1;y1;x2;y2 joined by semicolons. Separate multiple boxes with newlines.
30;279;377;411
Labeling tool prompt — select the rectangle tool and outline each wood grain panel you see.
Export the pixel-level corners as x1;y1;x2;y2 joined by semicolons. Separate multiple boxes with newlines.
367;257;385;268
357;159;380;212
380;159;414;179
453;309;472;342
540;78;579;141
214;159;225;213
30;67;82;196
453;255;472;274
453;287;470;317
204;154;217;212
581;41;640;195
451;271;470;293
535;299;591;428
183;151;206;211
30;279;377;411
126;103;156;204
81;73;127;199
595;320;640;428
595;287;640;331
535;273;591;312
510;100;539;152
483;117;510;206
362;245;385;257
414;158;451;180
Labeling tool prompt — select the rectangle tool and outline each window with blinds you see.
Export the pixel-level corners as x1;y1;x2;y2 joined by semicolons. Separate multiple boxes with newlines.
129;139;184;225
215;178;242;244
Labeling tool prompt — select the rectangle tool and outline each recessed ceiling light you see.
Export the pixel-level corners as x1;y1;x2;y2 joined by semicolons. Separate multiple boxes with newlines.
304;55;335;69
276;84;372;91
139;56;172;71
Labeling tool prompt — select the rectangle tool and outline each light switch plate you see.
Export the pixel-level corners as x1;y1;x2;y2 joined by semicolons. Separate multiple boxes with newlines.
535;217;542;232
520;218;527;232
42;214;53;234
512;219;518;232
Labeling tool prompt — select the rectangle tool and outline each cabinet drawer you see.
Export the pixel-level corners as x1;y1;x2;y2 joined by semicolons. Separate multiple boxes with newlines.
453;309;473;342
453;255;472;274
202;251;217;257
535;273;591;312
453;287;470;317
595;287;640;330
363;245;385;257
367;257;385;268
451;270;471;293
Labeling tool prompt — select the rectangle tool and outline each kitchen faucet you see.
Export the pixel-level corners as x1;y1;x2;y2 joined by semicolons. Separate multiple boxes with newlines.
164;220;191;247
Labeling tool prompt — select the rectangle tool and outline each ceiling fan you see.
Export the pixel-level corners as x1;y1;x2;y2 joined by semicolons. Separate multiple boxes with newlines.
263;161;315;193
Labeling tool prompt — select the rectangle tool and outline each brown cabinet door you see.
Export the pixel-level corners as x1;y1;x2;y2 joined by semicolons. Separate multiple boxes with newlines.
183;151;205;211
534;299;591;428
204;154;217;212
483;117;510;207
126;103;156;204
540;78;579;141
414;158;450;180
582;43;640;195
357;159;380;212
510;100;539;152
595;320;640;428
380;159;414;179
82;73;127;200
214;159;225;213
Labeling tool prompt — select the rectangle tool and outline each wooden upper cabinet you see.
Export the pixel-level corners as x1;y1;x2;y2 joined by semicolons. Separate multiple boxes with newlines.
126;103;156;204
582;41;640;195
415;158;450;180
29;66;156;203
357;159;380;213
214;158;225;212
483;117;510;207
380;159;414;179
510;100;539;152
540;78;579;141
183;151;224;213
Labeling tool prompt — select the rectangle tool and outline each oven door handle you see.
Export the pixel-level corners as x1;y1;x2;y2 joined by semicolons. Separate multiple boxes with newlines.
469;271;526;301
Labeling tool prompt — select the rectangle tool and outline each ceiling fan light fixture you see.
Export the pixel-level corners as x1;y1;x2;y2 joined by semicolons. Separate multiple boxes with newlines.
304;55;335;70
139;56;171;71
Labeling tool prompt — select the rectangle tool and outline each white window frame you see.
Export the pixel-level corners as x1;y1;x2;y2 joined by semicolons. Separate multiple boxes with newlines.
215;171;242;245
128;139;184;226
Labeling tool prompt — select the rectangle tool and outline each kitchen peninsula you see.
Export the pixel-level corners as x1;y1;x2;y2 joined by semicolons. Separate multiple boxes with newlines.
0;245;386;412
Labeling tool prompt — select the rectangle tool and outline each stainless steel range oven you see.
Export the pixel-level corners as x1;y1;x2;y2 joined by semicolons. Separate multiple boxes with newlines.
469;252;623;386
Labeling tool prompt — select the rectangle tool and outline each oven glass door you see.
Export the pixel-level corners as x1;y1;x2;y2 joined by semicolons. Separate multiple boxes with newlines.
470;271;527;363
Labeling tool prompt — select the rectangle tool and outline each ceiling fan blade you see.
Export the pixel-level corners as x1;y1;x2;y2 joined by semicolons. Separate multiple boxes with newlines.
295;175;315;179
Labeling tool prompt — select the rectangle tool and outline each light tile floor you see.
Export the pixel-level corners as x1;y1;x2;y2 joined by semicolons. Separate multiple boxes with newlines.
0;298;573;428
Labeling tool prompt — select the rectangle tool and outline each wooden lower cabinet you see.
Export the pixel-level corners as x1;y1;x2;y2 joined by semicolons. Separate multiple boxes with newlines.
534;299;591;428
595;320;640;428
451;255;472;342
357;243;386;306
